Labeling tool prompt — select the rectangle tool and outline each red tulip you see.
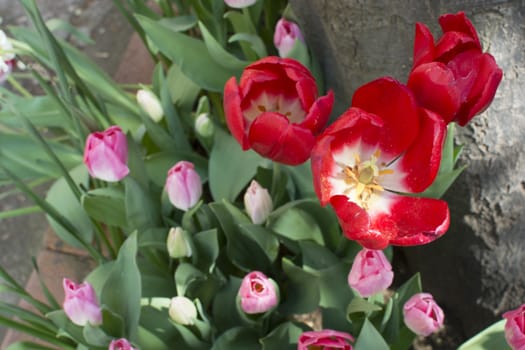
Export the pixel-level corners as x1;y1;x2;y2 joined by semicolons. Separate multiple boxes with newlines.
224;56;333;165
408;11;502;126
311;77;449;249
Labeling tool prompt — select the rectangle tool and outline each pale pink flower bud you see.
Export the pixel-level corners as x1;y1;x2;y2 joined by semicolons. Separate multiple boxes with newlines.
503;303;525;350
224;0;256;8
298;329;354;350
403;293;444;336
165;161;202;211
83;126;129;182
168;296;198;325
0;29;15;84
238;271;279;314
244;180;273;224
62;278;102;326
166;227;192;259
136;89;163;122
273;18;304;57
109;338;137;350
347;248;394;297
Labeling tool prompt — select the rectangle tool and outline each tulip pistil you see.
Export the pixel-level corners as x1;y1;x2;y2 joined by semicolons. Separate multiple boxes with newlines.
341;150;393;209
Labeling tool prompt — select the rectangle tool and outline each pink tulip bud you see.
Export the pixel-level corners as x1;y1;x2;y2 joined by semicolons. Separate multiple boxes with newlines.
403;293;444;336
347;248;394;297
238;271;279;314
298;329;354;350
165;161;202;211
503;303;525;350
109;338;137;350
224;0;256;9
83;126;129;182
273;18;304;57
62;278;102;326
168;296;198;326
244;180;273;224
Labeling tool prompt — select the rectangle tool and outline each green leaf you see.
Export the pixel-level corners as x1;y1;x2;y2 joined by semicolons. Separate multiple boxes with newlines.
46;310;85;344
284;160;315;199
347;297;383;315
260;321;305;350
279;258;320;314
0;96;65;128
212;277;244;333
209;128;262;202
198;21;249;71
83;324;113;347
46;18;94;45
284;39;310;69
192;229;220;273
0;134;81;181
228;33;268;59
46;165;93;248
210;201;272;271
211;327;261;350
354;318;390;350
101;233;141;341
82;186;127;228
5;342;65;350
174;262;205;297
458;319;511;350
239;224;280;263
137;15;236;92
124;177;161;231
269;206;324;245
166;64;201;112
158;15;198;32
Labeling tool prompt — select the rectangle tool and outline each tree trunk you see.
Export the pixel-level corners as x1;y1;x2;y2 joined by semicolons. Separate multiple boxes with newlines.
291;0;525;342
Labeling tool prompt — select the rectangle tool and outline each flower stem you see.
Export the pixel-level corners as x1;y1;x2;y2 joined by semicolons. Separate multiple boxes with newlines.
7;75;32;98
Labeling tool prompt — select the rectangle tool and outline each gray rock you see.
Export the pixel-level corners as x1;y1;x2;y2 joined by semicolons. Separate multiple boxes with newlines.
292;0;525;341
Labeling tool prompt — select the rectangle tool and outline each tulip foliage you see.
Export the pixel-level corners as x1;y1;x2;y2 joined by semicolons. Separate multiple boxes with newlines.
0;0;506;350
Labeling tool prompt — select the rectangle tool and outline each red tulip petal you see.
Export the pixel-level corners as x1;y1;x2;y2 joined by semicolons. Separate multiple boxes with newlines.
413;22;435;68
248;112;314;165
407;62;461;123
439;11;481;49
387;195;450;246
454;53;503;126
352;77;420;158
295;76;317;110
224;77;250;149
330;195;393;250
301;90;334;134
434;31;480;63
384;108;446;193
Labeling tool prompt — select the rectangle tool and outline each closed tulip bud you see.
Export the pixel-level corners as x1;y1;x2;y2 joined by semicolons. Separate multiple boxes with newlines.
109;338;137;350
136;89;163;122
169;296;198;326
166;227;192;259
83;126;129;182
273;18;304;58
0;29;15;84
238;271;279;314
403;293;444;336
503;303;525;350
224;0;256;8
347;248;394;297
244;180;273;225
165;161;202;211
194;113;214;138
62;278;102;326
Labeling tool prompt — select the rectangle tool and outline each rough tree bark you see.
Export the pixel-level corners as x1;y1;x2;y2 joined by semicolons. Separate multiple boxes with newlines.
291;0;525;342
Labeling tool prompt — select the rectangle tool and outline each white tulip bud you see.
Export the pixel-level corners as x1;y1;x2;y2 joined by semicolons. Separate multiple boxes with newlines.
136;89;163;122
166;227;192;259
169;296;198;326
244;180;273;225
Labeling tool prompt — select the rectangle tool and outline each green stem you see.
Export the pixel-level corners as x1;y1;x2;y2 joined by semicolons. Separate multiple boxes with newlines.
7;75;32;98
0;205;41;219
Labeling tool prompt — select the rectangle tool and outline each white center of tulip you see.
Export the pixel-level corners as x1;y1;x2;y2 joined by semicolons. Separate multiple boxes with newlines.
243;93;306;124
339;150;393;210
